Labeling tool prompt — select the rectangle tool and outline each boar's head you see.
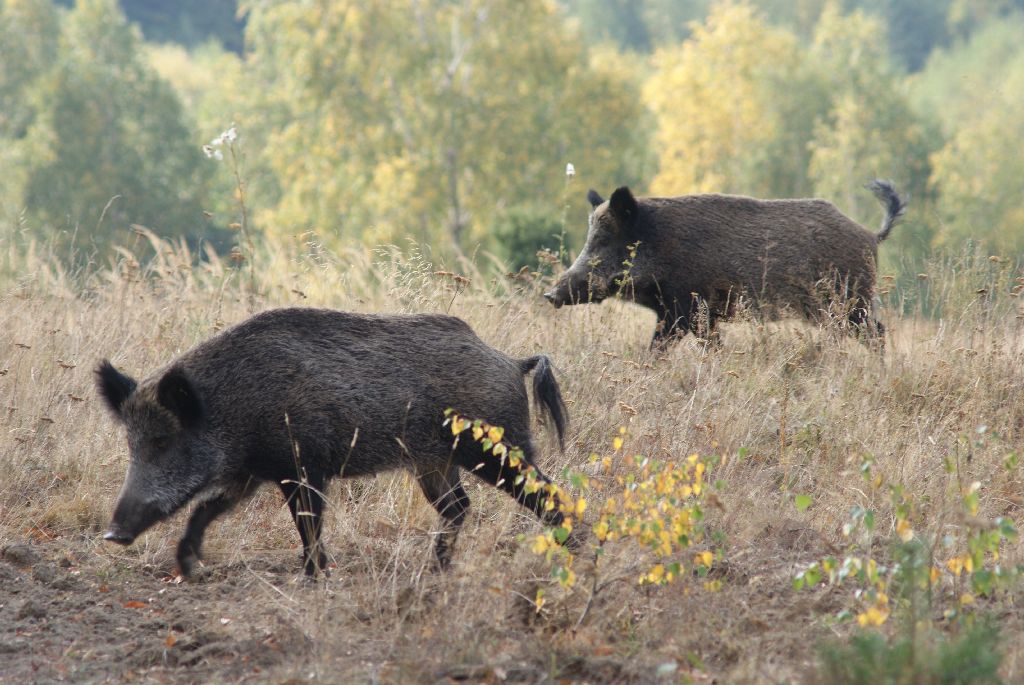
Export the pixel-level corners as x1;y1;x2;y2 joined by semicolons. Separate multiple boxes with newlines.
545;186;642;308
96;360;222;545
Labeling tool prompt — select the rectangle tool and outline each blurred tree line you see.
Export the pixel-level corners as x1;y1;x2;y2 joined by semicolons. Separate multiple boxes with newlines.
1;0;1023;273
0;0;222;256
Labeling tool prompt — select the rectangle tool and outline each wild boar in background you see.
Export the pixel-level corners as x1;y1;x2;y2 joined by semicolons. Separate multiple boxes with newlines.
545;181;906;347
96;308;569;577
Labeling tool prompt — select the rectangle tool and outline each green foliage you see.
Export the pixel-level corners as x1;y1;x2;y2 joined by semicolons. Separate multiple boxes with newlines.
644;2;940;258
563;0;723;51
144;42;247;227
3;0;217;257
796;454;1023;627
910;15;1024;135
118;0;244;53
915;16;1024;254
0;0;61;221
0;0;60;136
947;0;1024;37
644;3;816;198
794;449;1018;684
3;0;1024;270
491;205;571;272
561;0;660;52
565;0;952;68
241;0;649;253
54;0;245;52
795;450;1020;685
806;4;936;252
814;620;1004;685
855;0;952;72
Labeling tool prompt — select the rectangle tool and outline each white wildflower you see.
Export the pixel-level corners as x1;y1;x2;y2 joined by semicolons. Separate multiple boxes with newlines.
202;144;223;161
565;162;575;178
207;124;238;150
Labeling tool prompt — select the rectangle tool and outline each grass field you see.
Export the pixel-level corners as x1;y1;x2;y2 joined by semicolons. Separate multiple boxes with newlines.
1;235;1022;683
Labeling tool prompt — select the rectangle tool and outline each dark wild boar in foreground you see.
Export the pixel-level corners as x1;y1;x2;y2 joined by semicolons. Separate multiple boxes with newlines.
545;181;907;346
97;308;569;577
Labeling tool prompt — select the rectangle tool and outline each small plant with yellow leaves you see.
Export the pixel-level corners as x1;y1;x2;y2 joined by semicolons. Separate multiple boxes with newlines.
944;480;1020;613
443;410;580;597
446;413;722;623
803;453;1019;684
590;427;717;589
795;452;1022;628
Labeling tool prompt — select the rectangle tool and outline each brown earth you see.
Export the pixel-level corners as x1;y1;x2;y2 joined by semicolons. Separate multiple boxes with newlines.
0;507;844;685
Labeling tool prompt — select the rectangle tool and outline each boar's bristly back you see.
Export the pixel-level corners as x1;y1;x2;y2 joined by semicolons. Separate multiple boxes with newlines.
95;360;137;418
521;355;568;451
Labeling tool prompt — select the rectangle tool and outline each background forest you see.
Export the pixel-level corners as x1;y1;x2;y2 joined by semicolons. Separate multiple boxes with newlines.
2;0;1024;274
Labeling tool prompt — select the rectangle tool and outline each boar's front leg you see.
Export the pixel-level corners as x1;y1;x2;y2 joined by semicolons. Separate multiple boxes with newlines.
416;465;471;569
652;317;686;348
847;306;886;351
176;486;250;577
279;477;328;576
652;296;721;349
651;304;691;349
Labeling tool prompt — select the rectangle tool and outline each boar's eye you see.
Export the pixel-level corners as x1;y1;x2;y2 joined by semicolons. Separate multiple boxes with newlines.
152;435;172;451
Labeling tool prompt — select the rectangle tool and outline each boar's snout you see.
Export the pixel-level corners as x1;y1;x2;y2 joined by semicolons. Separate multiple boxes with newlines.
545;274;607;308
103;528;135;545
103;496;165;546
543;291;563;308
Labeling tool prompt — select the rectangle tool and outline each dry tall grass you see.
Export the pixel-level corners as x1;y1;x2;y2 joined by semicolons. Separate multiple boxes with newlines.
2;234;1023;683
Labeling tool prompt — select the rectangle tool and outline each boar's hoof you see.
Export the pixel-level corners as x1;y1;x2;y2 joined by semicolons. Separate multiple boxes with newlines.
302;550;329;577
434;541;456;571
176;554;198;579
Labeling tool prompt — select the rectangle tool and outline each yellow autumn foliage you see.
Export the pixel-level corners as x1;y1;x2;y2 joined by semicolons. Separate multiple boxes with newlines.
643;3;804;197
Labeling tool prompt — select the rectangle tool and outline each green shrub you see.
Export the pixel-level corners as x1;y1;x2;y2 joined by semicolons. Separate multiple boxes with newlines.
814;620;1003;685
491;205;571;272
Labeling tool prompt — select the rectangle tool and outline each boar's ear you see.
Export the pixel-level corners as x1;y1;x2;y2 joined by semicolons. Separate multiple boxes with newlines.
96;360;137;419
157;367;204;429
608;186;639;228
586;189;605;208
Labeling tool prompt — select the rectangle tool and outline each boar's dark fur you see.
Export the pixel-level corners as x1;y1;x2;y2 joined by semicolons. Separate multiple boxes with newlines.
545;181;907;347
96;308;569;577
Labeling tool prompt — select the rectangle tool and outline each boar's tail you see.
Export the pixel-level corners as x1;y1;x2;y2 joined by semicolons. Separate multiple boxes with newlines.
866;179;907;243
521;355;568;452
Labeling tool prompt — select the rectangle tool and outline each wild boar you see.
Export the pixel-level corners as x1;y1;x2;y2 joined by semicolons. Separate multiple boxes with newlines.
544;181;906;346
96;308;569;577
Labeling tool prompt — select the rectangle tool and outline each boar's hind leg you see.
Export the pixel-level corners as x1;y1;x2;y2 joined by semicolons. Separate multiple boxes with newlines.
416;465;471;569
279;476;328;576
176;484;253;578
